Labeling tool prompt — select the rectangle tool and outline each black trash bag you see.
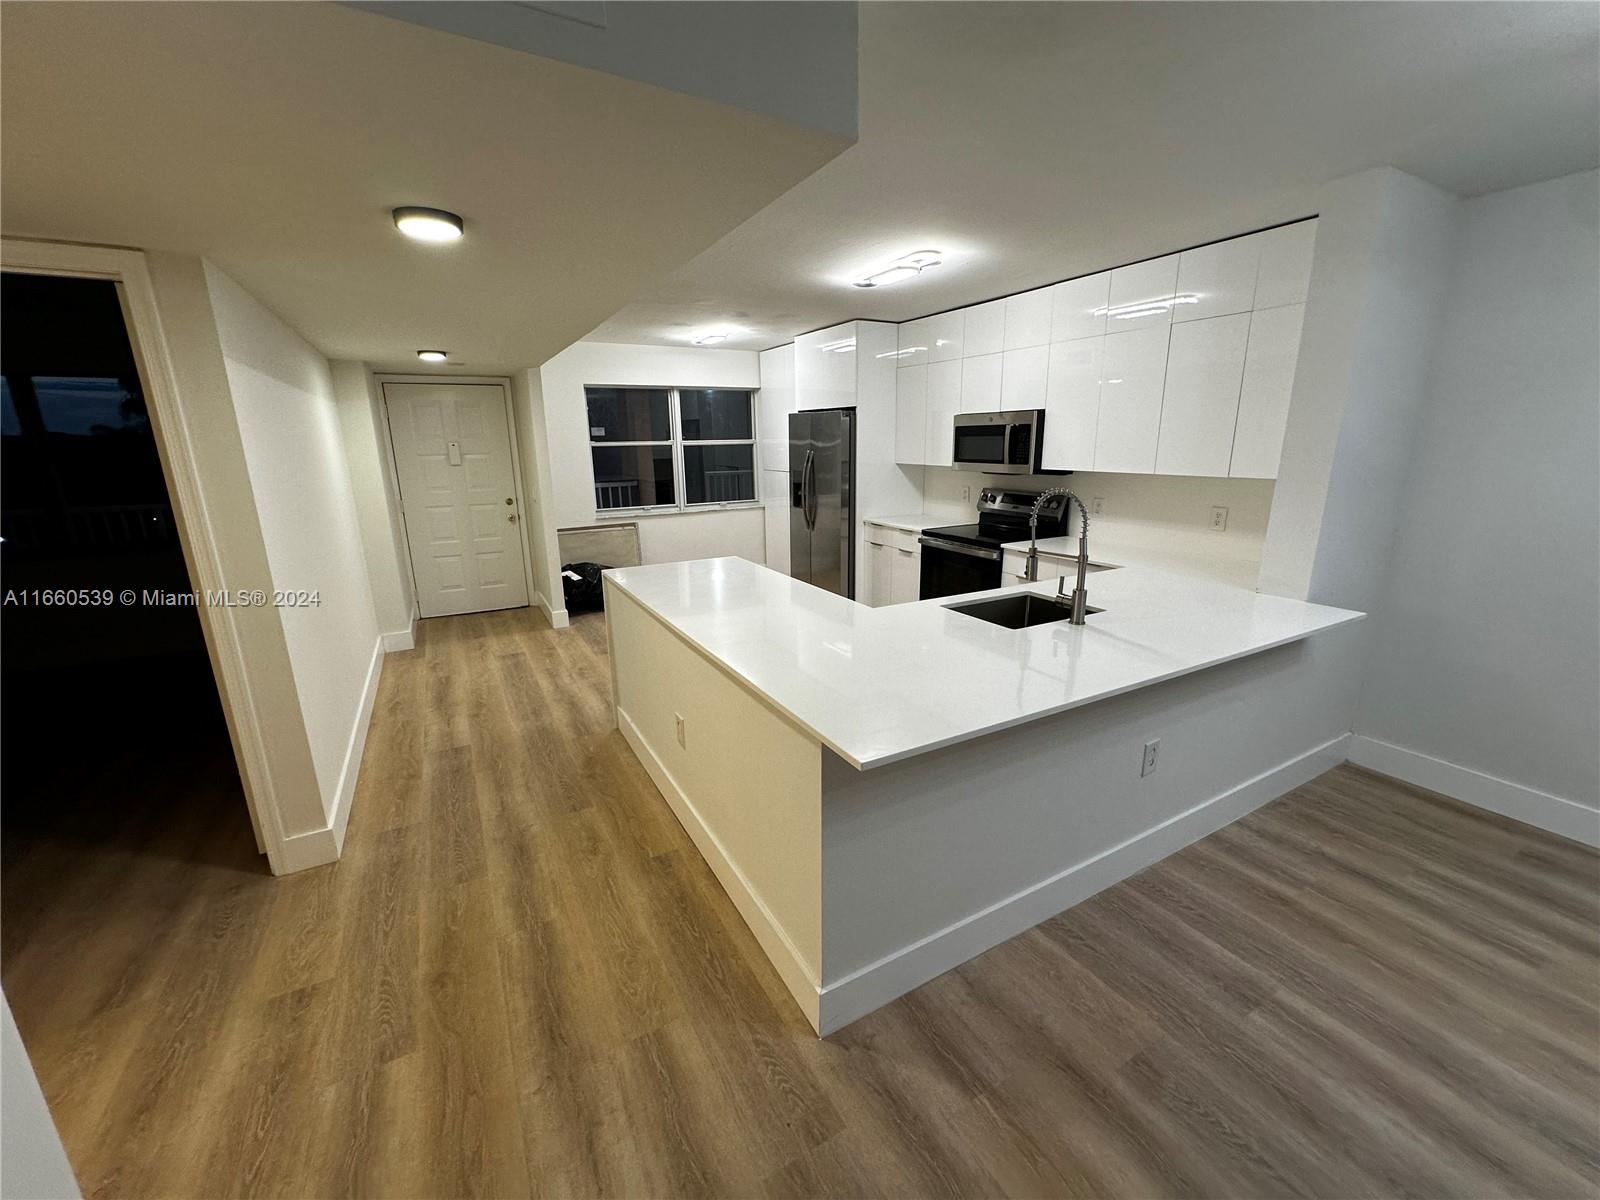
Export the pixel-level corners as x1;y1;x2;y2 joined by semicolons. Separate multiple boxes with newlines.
561;561;608;613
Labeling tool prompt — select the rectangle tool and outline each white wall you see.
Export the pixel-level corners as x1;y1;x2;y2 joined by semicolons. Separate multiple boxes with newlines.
331;361;414;641
920;467;1276;588
1;991;79;1200
1353;170;1600;835
204;263;381;829
509;368;567;627
541;341;768;565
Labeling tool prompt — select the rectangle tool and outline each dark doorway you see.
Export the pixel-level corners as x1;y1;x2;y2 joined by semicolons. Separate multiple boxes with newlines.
1;272;258;937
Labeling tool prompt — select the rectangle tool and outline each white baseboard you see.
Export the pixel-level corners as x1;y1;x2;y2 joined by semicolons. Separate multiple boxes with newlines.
381;607;418;652
273;636;385;874
1347;735;1599;848
536;590;570;630
618;706;822;1031
815;733;1352;1036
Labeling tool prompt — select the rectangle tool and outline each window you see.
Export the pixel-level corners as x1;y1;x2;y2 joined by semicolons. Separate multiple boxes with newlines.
586;386;757;512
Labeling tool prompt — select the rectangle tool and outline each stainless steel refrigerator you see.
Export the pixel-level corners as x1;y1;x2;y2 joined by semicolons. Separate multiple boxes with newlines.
788;408;855;598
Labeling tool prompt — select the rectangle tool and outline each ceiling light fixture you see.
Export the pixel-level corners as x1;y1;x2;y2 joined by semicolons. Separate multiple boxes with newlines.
393;206;464;243
416;350;447;362
853;249;943;289
1094;293;1200;320
692;332;728;346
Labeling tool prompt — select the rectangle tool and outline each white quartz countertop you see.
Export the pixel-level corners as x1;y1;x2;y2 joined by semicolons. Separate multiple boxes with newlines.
863;513;945;533
603;557;1363;771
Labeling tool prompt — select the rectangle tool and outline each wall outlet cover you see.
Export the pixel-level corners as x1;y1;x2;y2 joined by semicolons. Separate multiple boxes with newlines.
1210;505;1228;532
675;714;687;749
1141;738;1160;777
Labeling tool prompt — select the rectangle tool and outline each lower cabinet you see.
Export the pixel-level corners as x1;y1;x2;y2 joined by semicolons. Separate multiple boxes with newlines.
865;524;922;605
891;543;921;604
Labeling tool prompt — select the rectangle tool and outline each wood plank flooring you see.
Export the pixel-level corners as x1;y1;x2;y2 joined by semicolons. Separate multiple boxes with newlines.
4;606;1597;1198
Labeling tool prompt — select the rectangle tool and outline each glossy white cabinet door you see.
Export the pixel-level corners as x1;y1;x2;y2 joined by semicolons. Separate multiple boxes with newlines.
1254;220;1317;309
1230;303;1304;479
1000;344;1049;411
1174;236;1260;322
898;316;933;365
895;363;928;464
891;546;921;604
1105;254;1179;332
867;537;894;607
1041;336;1102;470
925;309;963;362
960;352;1003;412
924;360;961;466
1094;326;1170;472
1050;272;1110;342
1155;312;1250;477
1002;287;1052;351
763;468;791;575
963;299;1006;357
757;343;796;472
795;322;857;410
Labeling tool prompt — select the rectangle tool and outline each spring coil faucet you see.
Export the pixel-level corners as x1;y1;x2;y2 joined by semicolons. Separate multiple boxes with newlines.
1025;487;1091;625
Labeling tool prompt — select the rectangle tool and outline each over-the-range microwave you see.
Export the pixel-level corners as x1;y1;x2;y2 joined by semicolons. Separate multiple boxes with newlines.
951;409;1044;475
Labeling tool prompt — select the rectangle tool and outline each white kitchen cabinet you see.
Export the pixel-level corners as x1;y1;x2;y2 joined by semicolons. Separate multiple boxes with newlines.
1050;272;1110;342
795;323;859;410
1105;254;1179;332
1041;336;1102;470
897;317;933;364
1156;313;1250;477
1175;236;1260;322
1094;326;1170;472
891;543;921;604
1230;303;1304;479
925;309;963;362
924;359;961;467
1253;220;1317;309
960;352;1003;412
763;468;791;574
866;529;893;606
1000;344;1049;411
963;299;1006;356
895;363;927;464
758;343;797;472
1003;287;1053;350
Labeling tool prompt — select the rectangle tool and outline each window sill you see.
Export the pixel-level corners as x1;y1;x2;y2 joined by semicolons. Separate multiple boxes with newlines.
595;501;765;519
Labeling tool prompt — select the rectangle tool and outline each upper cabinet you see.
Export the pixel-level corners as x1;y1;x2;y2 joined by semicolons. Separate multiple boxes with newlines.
963;299;1006;357
1105;255;1179;332
757;343;796;473
795;322;859;411
1002;287;1053;351
892;219;1318;477
1254;221;1318;309
1174;237;1260;323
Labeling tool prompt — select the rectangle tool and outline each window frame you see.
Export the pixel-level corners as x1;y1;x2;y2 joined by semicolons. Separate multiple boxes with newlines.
585;385;760;516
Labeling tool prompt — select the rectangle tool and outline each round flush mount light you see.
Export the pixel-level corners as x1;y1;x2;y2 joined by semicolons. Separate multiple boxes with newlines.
392;206;464;243
416;350;447;363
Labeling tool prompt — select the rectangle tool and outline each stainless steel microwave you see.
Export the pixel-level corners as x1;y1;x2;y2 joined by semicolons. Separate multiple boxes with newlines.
951;409;1044;474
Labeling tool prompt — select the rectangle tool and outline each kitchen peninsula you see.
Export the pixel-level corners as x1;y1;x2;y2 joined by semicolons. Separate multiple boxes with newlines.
604;557;1363;1034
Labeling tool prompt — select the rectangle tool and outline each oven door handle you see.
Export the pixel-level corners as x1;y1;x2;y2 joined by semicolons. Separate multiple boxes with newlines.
918;535;1002;561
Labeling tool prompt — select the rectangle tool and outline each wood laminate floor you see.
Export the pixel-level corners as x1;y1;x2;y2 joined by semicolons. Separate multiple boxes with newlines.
4;607;1597;1199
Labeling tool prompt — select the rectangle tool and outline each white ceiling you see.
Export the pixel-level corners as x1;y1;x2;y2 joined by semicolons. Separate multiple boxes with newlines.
0;3;849;373
587;1;1600;352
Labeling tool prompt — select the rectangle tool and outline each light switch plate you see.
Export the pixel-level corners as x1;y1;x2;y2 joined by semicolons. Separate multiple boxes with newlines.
675;714;686;749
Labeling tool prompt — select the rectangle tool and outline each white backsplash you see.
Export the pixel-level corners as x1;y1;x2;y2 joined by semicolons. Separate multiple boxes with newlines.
918;467;1276;588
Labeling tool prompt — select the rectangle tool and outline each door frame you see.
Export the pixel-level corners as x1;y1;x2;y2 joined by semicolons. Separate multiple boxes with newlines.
374;374;537;620
0;237;278;862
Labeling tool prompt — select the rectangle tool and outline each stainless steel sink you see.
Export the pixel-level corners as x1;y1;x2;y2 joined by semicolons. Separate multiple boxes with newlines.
945;592;1103;629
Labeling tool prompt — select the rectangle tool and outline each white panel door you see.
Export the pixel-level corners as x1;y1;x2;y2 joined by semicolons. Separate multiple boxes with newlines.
1050;272;1110;342
924;360;962;466
1000;345;1049;411
961;352;1003;412
1254;220;1318;308
895;363;928;464
1231;303;1305;479
1156;313;1250;477
385;382;529;618
1175;236;1260;322
1042;336;1103;471
1094;326;1171;473
1003;287;1053;350
963;300;1006;357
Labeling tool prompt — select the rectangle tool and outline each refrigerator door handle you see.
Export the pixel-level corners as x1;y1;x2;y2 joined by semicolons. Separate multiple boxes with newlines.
803;449;817;529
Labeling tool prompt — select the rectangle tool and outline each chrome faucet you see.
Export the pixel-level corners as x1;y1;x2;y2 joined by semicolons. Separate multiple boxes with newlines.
1025;487;1092;625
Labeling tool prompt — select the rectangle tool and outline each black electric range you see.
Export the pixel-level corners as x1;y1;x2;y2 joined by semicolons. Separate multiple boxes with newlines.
917;488;1072;600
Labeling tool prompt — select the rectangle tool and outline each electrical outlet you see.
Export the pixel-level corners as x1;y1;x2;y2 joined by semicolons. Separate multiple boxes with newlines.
675;713;687;749
1210;505;1228;532
1141;738;1160;777
961;484;972;503
1091;496;1105;515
